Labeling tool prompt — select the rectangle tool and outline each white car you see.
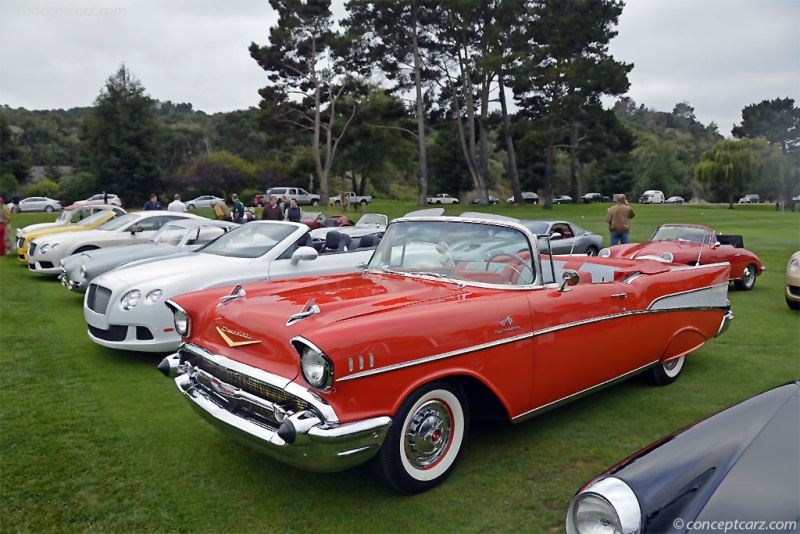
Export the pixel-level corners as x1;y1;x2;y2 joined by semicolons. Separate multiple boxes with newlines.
59;219;236;292
83;221;375;352
310;213;388;245
16;196;63;213
185;195;224;210
76;193;123;206
427;194;460;205
27;211;200;275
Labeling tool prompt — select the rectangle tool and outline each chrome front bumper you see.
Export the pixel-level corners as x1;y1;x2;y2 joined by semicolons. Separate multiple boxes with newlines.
160;351;392;473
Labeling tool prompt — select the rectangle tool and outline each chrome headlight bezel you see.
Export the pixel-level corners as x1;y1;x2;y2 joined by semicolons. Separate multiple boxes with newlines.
145;289;164;304
599;248;611;258
294;339;334;390
173;308;190;337
660;251;674;263
120;289;142;310
566;477;641;534
790;259;799;272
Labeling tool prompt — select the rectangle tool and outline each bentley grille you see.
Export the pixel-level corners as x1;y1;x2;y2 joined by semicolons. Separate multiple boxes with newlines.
86;284;113;314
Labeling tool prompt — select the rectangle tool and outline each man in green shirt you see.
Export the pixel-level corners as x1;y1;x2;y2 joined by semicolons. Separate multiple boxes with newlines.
231;194;245;224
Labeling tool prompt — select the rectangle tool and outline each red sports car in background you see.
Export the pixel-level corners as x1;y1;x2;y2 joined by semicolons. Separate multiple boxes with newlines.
301;211;354;230
600;223;765;290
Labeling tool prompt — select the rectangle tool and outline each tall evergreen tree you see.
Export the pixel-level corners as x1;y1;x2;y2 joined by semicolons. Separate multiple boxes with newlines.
0;113;31;182
78;64;163;204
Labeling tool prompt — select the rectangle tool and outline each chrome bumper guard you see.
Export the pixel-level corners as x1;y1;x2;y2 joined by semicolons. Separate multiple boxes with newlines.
717;309;734;337
160;351;392;473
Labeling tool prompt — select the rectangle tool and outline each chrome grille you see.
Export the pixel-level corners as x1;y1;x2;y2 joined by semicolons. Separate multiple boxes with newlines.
87;284;113;314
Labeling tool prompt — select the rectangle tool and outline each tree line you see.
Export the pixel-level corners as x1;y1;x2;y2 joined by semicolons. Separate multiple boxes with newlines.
1;0;798;208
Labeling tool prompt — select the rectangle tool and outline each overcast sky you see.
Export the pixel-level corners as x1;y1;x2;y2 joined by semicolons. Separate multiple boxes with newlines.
1;0;798;136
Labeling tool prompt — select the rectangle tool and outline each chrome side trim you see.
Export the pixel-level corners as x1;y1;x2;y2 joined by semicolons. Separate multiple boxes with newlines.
180;343;339;424
648;283;729;310
512;361;657;423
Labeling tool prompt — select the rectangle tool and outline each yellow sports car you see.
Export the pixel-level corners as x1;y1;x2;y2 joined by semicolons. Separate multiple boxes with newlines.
16;208;125;262
786;251;800;310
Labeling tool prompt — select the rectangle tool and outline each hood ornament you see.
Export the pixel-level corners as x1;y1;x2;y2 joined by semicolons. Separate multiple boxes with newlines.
287;299;321;326
216;326;261;347
218;285;245;307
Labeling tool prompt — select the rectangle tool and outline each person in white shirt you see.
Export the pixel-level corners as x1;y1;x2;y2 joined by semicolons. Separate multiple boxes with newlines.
167;194;187;212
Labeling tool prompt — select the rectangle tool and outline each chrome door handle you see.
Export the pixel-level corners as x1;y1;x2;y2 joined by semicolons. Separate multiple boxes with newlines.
610;293;627;299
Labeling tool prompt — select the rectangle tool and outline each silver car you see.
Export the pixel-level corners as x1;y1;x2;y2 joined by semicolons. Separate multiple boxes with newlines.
60;219;236;292
185;195;224;210
521;220;604;256
17;196;62;213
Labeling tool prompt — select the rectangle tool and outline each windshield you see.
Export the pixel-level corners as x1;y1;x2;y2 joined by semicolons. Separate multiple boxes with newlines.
521;221;550;235
357;214;388;227
76;210;115;227
97;213;139;231
651;225;710;245
200;222;296;258
150;223;189;245
367;219;536;285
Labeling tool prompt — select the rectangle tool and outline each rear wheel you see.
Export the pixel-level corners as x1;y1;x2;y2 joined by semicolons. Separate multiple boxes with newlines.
648;355;685;386
45;205;54;213
733;263;757;291
311;199;319;206
187;203;195;210
374;381;468;494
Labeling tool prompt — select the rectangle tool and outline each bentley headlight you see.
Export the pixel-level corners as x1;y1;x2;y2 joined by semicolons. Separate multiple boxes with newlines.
173;308;190;337
40;244;50;254
566;477;641;534
599;248;611;258
660;251;674;263
80;264;87;279
790;259;799;271
145;289;163;304
298;343;333;390
120;289;142;310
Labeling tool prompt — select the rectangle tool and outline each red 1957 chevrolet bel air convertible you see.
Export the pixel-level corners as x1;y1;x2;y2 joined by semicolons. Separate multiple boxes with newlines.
159;213;733;494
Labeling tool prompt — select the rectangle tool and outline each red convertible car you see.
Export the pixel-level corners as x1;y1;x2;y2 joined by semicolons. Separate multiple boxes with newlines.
159;214;734;494
600;223;765;290
301;211;354;231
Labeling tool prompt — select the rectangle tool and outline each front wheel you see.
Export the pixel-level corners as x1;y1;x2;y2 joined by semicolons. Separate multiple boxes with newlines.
187;203;195;210
374;381;468;494
733;263;757;291
648;355;685;386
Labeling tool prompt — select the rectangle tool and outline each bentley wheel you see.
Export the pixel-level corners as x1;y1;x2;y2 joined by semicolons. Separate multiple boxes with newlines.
648;355;685;386
374;381;468;494
734;263;757;291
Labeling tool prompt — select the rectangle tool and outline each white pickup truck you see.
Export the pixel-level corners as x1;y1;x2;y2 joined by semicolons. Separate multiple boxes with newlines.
267;187;321;206
331;191;372;206
427;193;460;205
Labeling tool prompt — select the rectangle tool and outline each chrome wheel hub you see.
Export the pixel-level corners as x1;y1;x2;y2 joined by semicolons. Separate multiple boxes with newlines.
404;401;452;469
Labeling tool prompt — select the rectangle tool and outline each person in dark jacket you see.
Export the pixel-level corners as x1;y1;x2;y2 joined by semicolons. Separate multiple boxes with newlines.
261;195;283;220
285;198;302;222
143;194;162;210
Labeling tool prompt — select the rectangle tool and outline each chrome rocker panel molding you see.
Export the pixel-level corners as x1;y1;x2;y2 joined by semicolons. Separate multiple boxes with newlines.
162;346;393;473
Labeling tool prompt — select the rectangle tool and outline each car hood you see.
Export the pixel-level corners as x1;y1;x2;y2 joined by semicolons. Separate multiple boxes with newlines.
79;243;184;269
609;240;700;258
18;221;68;235
604;380;800;530
174;271;514;382
24;224;95;241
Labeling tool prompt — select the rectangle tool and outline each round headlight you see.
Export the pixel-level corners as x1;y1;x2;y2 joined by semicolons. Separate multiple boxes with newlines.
599;248;611;258
566;477;641;534
300;344;333;390
145;289;163;304
120;289;141;310
80;264;87;279
173;309;190;337
790;259;799;271
660;251;674;263
40;244;50;254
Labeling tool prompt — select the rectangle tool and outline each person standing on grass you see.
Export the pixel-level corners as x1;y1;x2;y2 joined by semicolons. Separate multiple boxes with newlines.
143;194;162;210
605;194;636;246
231;194;245;223
285;198;302;222
167;194;187;212
0;197;12;256
261;195;283;221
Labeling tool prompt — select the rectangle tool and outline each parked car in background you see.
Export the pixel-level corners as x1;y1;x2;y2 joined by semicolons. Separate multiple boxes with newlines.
300;211;354;231
76;193;123;207
739;194;761;203
16;203;125;242
16;207;127;262
59;219;236;293
507;192;539;204
566;379;800;534
16;196;62;213
27;212;199;275
521;220;603;257
185;195;224;210
84;221;375;352
600;223;765;290
638;190;665;204
553;195;572;204
252;194;268;207
310;212;388;245
267;187;320;206
158;212;733;494
665;196;685;204
786;251;800;310
427;193;460;205
581;192;610;203
469;195;500;205
330;191;372;206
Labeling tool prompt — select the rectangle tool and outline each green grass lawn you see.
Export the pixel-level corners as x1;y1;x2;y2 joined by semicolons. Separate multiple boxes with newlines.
1;203;798;532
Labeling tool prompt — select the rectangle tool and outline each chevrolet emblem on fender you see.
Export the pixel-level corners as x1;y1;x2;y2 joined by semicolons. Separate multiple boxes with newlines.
216;326;262;347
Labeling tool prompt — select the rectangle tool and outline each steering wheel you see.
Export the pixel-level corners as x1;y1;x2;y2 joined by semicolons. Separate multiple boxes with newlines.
485;252;535;284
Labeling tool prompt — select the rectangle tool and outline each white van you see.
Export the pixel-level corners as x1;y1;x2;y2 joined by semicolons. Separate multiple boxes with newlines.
639;190;665;204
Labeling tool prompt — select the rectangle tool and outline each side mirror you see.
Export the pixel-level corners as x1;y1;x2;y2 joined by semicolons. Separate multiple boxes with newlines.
559;269;580;292
290;245;319;265
549;232;562;240
129;224;144;234
712;241;721;248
